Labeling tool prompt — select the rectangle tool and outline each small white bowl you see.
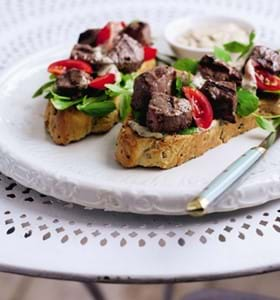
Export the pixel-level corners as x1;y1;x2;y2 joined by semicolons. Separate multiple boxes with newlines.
164;15;256;60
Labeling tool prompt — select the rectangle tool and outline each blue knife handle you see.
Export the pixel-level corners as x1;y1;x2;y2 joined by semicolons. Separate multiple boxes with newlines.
187;146;266;215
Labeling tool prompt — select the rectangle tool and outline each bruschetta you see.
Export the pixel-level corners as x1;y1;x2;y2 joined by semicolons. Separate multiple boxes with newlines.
33;21;157;145
116;43;280;169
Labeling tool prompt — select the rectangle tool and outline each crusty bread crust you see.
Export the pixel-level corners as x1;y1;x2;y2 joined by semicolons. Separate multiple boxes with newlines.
115;115;256;169
45;101;119;145
115;98;278;169
44;59;156;145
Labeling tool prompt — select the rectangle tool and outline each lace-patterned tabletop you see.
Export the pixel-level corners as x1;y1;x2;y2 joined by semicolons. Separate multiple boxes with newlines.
0;0;280;282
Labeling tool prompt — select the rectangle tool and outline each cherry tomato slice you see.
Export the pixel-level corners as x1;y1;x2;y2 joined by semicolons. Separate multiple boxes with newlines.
47;59;93;76
96;21;126;46
183;86;213;129
144;46;157;61
89;73;116;90
255;68;280;91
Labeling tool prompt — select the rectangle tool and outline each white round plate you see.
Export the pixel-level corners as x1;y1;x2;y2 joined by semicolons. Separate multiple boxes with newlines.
1;0;280;216
0;47;280;216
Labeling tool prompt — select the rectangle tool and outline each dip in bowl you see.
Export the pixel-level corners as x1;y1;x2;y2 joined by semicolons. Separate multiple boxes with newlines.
165;16;256;59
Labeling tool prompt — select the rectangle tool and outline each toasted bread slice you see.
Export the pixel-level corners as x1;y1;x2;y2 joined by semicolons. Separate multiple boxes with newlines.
115;115;256;169
115;99;277;169
45;59;156;145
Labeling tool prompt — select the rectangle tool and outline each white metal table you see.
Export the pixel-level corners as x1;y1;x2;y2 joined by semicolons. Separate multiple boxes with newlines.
0;0;280;298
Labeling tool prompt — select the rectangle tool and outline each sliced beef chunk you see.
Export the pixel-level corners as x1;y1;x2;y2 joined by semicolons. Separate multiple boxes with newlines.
122;21;152;46
56;69;92;97
108;34;144;73
200;80;237;123
249;45;280;75
199;55;242;86
78;29;100;46
70;44;113;65
132;66;177;115
146;93;192;133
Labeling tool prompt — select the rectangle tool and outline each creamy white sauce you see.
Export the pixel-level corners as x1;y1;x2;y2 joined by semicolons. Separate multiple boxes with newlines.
128;119;219;138
192;72;206;88
242;58;257;92
128;120;164;139
178;23;249;49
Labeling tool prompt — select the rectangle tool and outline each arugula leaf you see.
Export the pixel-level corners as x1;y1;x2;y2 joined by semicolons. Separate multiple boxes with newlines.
119;94;131;121
48;90;83;110
223;31;256;59
255;115;276;132
175;77;183;97
239;31;255;58
80;94;108;106
106;73;136;121
50;97;82;110
213;46;232;62
178;127;198;135
223;41;247;53
77;100;116;117
50;90;72;101
253;113;280;132
237;88;259;117
173;58;198;74
32;80;55;98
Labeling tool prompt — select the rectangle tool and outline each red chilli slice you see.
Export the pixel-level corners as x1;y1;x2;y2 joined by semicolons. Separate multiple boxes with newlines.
47;59;93;76
89;73;116;90
144;46;157;61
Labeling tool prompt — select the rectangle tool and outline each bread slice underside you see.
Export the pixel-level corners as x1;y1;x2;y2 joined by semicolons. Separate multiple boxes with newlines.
44;59;156;145
115;99;278;169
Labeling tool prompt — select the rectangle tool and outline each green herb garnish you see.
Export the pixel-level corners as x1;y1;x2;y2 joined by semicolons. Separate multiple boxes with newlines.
50;97;83;110
255;115;276;132
178;127;199;135
175;77;183;97
106;73;136;121
77;100;116;117
223;31;256;59
253;114;280;132
32;80;55;98
213;46;232;62
237;88;259;117
173;58;198;74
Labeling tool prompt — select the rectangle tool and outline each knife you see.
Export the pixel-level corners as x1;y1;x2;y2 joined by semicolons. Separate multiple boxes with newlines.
186;129;280;216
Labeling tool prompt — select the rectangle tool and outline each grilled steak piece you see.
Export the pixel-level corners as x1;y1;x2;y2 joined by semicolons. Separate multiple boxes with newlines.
56;69;92;97
132;66;177;115
108;34;144;73
78;29;100;46
122;21;152;46
200;80;237;123
146;93;192;133
70;44;113;65
199;55;242;86
249;45;280;75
